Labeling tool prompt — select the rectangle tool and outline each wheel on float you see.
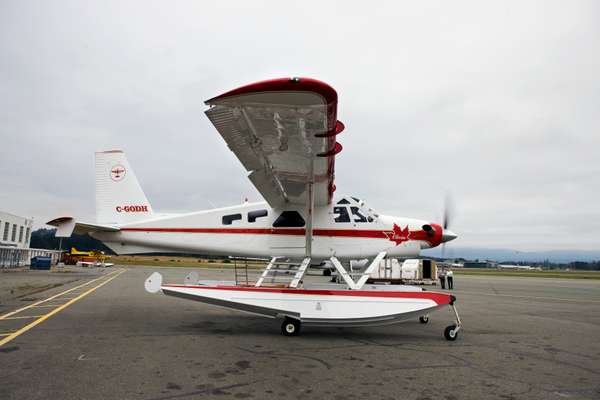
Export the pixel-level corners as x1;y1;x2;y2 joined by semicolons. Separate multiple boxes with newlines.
444;325;458;341
281;318;301;336
419;315;429;324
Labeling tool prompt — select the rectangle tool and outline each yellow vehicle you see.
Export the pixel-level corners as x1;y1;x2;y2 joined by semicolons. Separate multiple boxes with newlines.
62;247;110;265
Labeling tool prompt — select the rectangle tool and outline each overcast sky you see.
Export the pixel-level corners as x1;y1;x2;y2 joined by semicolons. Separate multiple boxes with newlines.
1;1;599;251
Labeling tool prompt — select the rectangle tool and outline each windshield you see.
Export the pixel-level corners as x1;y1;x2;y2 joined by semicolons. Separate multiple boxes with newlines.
334;196;379;222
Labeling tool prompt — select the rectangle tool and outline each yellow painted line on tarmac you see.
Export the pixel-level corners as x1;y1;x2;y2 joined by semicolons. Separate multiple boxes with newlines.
0;269;126;348
2;315;44;320
0;269;121;321
0;332;15;337
454;290;600;304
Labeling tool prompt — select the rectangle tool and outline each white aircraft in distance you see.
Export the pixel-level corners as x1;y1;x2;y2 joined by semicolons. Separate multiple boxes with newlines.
498;264;537;270
49;77;462;339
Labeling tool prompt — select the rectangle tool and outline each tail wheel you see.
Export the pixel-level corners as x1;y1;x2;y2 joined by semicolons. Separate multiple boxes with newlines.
281;318;301;336
444;325;458;341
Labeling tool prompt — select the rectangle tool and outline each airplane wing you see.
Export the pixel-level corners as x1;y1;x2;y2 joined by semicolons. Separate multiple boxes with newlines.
204;77;344;207
47;216;120;237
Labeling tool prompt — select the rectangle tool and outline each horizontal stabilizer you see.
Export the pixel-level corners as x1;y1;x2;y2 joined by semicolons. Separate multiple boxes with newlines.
145;272;163;294
47;216;120;237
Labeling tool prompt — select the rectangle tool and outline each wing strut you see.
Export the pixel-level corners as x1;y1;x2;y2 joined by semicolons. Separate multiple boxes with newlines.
305;156;315;259
329;252;387;290
305;180;314;258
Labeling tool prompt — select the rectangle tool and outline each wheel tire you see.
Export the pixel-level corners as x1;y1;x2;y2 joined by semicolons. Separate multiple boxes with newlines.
419;315;429;324
444;325;458;341
323;268;332;277
281;318;301;336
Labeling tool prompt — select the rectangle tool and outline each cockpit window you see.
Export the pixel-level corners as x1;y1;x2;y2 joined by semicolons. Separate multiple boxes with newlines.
333;206;351;223
335;196;378;222
273;211;305;227
350;207;368;223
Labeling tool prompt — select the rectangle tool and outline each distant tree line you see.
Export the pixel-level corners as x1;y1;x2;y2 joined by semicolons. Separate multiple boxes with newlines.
501;259;600;270
31;228;114;254
565;261;600;271
433;257;600;271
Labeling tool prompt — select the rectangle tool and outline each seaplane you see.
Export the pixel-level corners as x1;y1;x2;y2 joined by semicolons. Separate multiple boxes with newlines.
48;77;462;339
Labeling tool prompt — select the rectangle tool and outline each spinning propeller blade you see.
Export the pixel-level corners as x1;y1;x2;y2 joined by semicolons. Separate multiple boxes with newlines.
441;193;457;259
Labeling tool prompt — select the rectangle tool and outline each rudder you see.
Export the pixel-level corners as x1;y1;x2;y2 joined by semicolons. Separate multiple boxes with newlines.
95;150;154;225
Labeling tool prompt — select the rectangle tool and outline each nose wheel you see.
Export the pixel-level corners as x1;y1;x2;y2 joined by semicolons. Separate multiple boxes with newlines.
444;324;459;340
444;301;462;341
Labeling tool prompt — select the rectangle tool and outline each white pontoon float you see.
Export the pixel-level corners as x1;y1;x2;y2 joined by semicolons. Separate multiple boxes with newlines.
145;253;462;340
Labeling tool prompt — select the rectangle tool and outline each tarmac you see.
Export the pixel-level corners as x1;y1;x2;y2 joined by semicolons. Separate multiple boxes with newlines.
1;265;599;400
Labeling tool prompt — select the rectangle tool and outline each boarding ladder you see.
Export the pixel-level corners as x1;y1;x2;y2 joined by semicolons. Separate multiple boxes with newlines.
233;258;250;286
255;257;311;288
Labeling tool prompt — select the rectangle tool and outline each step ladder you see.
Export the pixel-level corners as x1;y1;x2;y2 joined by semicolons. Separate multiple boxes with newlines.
233;258;250;286
255;257;311;288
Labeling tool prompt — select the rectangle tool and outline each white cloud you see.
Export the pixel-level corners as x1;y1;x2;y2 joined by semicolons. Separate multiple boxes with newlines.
1;0;598;251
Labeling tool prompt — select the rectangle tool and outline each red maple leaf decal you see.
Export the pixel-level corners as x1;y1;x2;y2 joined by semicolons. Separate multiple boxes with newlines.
384;224;411;245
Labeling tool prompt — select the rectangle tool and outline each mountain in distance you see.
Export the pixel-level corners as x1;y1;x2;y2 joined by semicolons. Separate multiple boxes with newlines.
422;247;600;263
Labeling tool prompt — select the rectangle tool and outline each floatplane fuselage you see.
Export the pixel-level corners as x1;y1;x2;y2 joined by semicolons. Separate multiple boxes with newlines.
90;198;455;262
49;77;462;339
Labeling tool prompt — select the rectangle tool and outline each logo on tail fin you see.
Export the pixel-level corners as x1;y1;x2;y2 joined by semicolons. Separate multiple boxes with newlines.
110;165;126;182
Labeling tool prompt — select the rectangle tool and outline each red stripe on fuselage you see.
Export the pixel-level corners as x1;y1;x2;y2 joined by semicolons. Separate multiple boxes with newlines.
122;227;382;237
120;227;436;244
163;284;453;305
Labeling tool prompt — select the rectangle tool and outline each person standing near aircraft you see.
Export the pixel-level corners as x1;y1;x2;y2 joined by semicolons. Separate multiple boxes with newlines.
438;268;446;289
446;269;454;290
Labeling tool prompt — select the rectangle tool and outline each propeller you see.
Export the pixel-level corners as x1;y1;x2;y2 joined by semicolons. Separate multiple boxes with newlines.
441;193;456;259
441;239;448;259
443;194;453;230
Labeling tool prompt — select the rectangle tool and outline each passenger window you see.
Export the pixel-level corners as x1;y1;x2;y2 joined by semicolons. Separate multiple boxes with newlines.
351;207;368;223
222;213;242;225
273;211;305;227
248;209;268;223
333;206;351;223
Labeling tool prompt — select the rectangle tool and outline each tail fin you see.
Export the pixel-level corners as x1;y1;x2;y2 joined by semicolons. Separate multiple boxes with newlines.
95;150;154;225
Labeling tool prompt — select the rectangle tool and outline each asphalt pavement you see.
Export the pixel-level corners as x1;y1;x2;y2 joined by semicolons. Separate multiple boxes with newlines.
1;266;599;400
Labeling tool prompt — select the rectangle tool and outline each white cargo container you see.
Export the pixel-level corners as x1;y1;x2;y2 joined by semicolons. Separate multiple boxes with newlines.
368;258;437;285
369;258;402;280
401;259;420;280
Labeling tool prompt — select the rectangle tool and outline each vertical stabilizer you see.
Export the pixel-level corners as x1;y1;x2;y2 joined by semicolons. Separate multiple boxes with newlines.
95;150;154;225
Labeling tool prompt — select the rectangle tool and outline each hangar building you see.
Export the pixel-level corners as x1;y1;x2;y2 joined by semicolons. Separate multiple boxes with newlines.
0;211;33;248
1;210;61;268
